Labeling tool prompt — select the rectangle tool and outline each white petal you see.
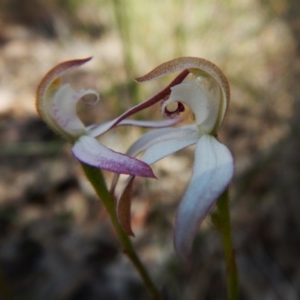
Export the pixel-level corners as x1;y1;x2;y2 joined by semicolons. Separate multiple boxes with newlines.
194;75;221;132
87;118;180;138
49;84;99;138
127;126;199;165
165;81;209;124
110;126;198;193
163;79;221;134
117;118;181;128
86;119;117;138
174;134;234;261
135;57;229;131
72;136;155;177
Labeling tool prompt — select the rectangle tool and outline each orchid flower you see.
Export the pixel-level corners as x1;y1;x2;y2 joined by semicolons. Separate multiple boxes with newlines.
116;57;234;261
36;57;184;177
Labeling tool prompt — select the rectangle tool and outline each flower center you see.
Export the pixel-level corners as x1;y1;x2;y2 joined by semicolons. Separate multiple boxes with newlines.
163;101;185;118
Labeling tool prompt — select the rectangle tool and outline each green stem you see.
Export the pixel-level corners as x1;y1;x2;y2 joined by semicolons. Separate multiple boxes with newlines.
81;163;164;300
216;190;239;300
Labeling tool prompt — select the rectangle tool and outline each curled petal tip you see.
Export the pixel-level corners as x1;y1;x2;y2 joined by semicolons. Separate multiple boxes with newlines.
36;57;93;121
37;57;92;93
136;56;229;103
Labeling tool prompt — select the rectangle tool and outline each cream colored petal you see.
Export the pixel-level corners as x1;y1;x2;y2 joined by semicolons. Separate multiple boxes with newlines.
36;57;92;140
49;84;98;138
162;80;221;133
136;57;230;132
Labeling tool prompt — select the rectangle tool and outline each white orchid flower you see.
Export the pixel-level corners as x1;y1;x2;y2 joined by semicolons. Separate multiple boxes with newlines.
36;57;184;177
116;57;234;261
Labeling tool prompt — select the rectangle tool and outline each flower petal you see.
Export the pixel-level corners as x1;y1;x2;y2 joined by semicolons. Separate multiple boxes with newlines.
136;57;229;105
113;126;199;235
174;134;234;262
116;176;136;236
84;71;190;137
125;126;195;156
166;82;208;126
139;127;200;165
163;79;222;134
36;57;100;141
36;57;92;137
72;135;155;177
50;84;99;139
87;118;181;138
136;57;230;132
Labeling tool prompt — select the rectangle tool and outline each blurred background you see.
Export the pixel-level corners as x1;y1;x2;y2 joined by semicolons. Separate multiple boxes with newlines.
0;0;299;299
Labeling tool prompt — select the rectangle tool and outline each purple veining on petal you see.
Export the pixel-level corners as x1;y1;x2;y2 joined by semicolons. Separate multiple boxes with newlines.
72;136;156;178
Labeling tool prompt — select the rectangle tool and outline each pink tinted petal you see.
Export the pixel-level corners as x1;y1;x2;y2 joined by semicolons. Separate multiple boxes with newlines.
72;136;155;177
174;135;234;262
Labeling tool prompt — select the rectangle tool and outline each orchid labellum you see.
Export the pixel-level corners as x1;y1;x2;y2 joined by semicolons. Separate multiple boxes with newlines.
116;57;234;261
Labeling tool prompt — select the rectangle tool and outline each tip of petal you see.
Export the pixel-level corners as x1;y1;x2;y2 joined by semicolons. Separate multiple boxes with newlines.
136;57;229;101
140;164;157;179
36;57;92;119
72;136;157;178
